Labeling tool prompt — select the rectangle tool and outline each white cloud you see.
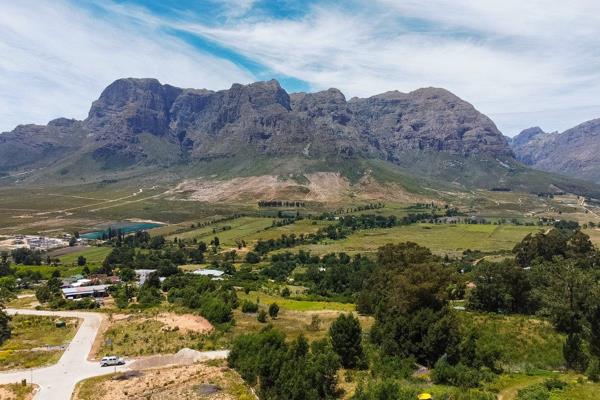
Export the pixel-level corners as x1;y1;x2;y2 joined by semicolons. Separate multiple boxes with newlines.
0;0;254;133
3;0;600;136
117;1;600;135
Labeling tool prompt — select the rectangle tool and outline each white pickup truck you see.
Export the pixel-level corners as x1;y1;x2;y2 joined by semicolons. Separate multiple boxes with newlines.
100;355;125;367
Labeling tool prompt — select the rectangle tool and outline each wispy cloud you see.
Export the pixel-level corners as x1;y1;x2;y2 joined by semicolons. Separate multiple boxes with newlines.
3;0;600;136
106;0;600;135
0;0;254;132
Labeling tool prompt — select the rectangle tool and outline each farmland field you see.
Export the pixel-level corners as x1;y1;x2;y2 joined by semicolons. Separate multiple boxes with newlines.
288;223;542;256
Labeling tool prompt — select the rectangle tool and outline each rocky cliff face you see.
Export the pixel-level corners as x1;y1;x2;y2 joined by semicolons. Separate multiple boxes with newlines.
511;119;600;182
0;78;512;173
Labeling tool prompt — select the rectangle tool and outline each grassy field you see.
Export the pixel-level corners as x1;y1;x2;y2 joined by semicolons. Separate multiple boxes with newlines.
229;307;373;344
237;290;354;312
98;316;207;357
13;264;84;279
57;246;112;266
167;216;275;245
287;223;542;256
0;315;79;370
460;312;564;372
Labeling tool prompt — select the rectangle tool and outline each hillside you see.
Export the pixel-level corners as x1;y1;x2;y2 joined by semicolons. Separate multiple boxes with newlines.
511;119;600;183
1;78;599;199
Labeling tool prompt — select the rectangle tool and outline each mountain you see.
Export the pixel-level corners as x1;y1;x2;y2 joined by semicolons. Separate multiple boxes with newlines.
1;77;598;198
511;119;600;183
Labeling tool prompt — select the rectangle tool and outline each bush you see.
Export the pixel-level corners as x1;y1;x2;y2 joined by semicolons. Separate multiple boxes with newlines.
516;384;549;400
268;303;279;318
432;357;482;388
587;357;600;382
257;310;267;323
241;300;259;313
245;252;261;264
200;297;233;324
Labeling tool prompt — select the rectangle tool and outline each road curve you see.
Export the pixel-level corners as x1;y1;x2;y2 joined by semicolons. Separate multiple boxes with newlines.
0;309;129;400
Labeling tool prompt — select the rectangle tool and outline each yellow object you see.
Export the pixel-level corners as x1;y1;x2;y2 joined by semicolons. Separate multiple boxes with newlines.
418;394;432;400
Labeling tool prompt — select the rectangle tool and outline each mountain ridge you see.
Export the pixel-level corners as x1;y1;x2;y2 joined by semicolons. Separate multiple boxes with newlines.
3;77;599;199
511;118;600;182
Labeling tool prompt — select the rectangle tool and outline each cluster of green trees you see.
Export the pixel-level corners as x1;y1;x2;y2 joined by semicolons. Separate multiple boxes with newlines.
100;242;206;275
0;254;13;345
229;313;365;400
10;248;42;265
469;224;600;378
163;274;236;324
253;213;432;256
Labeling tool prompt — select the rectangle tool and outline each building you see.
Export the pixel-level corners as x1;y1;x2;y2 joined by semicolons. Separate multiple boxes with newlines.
135;269;157;285
192;269;225;277
62;284;110;300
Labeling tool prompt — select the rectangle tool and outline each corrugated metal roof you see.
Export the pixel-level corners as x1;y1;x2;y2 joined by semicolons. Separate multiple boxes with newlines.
61;284;110;296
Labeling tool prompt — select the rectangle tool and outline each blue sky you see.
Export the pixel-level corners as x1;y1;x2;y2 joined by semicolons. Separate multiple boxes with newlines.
2;0;600;136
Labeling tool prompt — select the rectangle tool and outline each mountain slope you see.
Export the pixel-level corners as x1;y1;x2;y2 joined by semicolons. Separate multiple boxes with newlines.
1;77;598;199
511;119;600;183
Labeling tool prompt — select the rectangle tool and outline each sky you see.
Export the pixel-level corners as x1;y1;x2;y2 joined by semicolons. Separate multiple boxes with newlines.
2;1;600;136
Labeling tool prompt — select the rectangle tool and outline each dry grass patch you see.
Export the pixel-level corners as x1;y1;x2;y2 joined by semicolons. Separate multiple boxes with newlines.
73;360;254;400
98;313;212;357
0;383;36;400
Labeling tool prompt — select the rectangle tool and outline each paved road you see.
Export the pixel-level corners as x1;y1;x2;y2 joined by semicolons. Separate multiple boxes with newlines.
0;309;129;400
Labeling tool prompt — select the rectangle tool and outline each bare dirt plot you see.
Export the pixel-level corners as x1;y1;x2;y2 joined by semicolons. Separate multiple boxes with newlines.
169;172;422;204
73;361;254;400
0;383;36;400
155;313;213;333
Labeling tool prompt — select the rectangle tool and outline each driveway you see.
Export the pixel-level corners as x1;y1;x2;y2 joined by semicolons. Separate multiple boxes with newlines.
0;308;129;400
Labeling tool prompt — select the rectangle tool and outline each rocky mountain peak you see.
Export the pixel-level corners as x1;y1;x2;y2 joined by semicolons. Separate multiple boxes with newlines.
512;127;546;147
1;77;515;174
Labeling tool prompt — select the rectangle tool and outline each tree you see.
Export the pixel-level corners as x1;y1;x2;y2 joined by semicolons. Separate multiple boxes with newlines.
564;333;588;372
468;261;535;314
269;303;280;319
245;252;261;264
77;256;87;266
242;300;259;313
228;329;340;400
118;268;136;283
281;287;291;297
69;236;77;247
329;314;365;369
0;277;13;345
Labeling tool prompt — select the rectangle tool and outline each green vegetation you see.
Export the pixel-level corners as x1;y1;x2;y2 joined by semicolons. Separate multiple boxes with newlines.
290;223;541;256
99;318;205;357
0;314;78;370
58;246;112;266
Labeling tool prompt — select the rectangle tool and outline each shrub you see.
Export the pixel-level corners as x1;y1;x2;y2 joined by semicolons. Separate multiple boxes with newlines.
200;297;233;324
241;300;259;313
257;310;267;323
516;384;549;400
587;357;600;382
432;357;482;388
268;303;279;318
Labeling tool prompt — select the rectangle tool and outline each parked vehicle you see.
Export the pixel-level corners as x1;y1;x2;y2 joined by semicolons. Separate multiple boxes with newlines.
100;356;125;367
